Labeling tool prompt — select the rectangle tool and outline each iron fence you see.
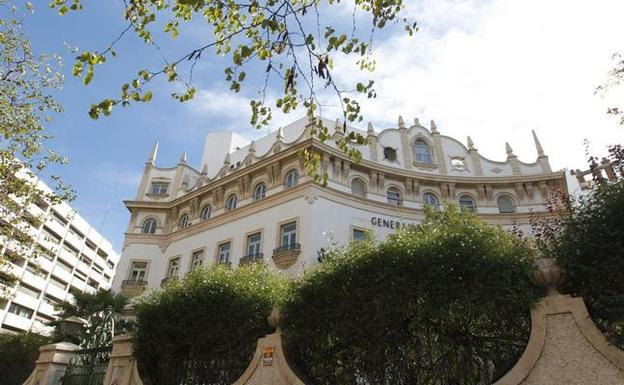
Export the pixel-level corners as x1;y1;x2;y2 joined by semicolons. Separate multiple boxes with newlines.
62;345;111;385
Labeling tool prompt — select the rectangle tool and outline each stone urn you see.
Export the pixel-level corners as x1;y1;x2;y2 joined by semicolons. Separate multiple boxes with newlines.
529;257;564;296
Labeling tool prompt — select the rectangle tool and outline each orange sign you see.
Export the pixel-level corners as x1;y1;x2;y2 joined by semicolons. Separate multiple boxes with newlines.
262;347;274;366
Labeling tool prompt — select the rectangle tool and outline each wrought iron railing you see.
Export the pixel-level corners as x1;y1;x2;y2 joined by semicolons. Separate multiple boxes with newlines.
239;253;264;265
61;345;111;385
273;243;301;254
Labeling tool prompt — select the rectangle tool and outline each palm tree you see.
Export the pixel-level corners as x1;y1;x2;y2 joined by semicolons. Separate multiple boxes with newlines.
51;290;128;347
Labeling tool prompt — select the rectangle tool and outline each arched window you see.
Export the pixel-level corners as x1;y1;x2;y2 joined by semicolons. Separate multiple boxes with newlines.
458;195;476;213
178;213;189;228
414;139;432;164
497;195;516;213
226;194;238;211
253;183;267;200
351;178;366;198
423;192;439;209
141;218;157;234
200;204;211;221
285;169;299;188
387;187;402;205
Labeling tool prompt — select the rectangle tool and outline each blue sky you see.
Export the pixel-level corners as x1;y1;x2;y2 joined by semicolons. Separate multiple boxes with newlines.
15;0;624;252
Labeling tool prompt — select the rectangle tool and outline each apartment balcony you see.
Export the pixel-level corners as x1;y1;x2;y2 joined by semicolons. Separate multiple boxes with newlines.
37;302;57;317
239;253;264;266
2;312;31;332
272;243;301;269
52;265;72;284
71;277;87;292
121;279;147;298
13;291;40;311
21;270;47;291
45;283;67;300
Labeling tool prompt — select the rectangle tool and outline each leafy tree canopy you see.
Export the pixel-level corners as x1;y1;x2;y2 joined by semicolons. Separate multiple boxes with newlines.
50;0;417;182
51;290;128;347
133;263;288;385
0;2;71;293
284;206;539;385
0;332;51;385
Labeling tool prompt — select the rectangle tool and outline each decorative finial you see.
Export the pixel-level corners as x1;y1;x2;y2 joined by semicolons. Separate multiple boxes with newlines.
532;130;545;157
179;152;187;164
223;152;231;165
248;141;256;154
505;142;516;158
398;115;406;129
147;141;159;165
276;126;284;141
367;121;375;135
201;164;208;175
529;258;564;297
414;117;420;126
467;136;476;151
267;307;284;332
334;118;343;134
430;120;439;134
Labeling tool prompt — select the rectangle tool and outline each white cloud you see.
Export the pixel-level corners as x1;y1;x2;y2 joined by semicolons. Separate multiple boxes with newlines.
329;0;624;170
187;87;306;139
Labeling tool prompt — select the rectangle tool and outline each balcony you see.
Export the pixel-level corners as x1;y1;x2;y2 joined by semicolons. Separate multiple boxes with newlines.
239;253;264;266
121;279;147;298
160;276;178;287
272;243;301;269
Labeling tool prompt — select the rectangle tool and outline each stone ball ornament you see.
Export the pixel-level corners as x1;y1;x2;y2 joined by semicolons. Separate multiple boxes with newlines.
529;257;564;296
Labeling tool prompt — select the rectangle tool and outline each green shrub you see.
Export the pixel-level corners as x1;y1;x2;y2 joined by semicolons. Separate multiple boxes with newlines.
555;180;624;348
0;332;51;385
133;263;288;385
284;207;539;385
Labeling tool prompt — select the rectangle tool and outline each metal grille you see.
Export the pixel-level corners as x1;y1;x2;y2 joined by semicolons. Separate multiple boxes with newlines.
62;346;111;385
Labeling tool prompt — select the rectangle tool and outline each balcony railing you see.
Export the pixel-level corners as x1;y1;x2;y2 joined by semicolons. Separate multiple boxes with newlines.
160;276;178;287
239;253;264;265
273;243;301;255
122;279;147;286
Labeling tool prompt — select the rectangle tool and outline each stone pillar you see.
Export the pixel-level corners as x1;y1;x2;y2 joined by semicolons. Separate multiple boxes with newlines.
495;258;624;385
102;334;144;385
233;308;308;385
21;342;79;385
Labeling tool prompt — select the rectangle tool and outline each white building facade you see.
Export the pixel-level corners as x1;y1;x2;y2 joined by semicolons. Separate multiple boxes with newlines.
114;116;574;296
0;176;120;334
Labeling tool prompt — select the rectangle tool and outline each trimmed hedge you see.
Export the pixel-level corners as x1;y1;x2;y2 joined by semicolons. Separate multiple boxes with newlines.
133;263;287;385
284;207;539;385
0;332;50;385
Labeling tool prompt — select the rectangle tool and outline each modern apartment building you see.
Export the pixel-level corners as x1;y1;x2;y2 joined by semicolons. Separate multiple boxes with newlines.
113;115;579;296
0;174;120;334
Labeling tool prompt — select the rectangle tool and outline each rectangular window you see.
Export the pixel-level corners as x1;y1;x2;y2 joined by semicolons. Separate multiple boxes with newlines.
50;211;68;227
167;257;180;278
280;222;297;247
68;225;84;239
129;262;147;282
8;303;34;319
49;275;68;290
190;250;204;272
17;284;41;299
41;226;62;245
107;260;115;270
352;228;368;242
56;258;73;273
26;263;47;278
218;242;231;264
85;239;97;251
63;243;79;257
74;270;87;282
246;233;262;257
151;182;169;195
97;249;108;259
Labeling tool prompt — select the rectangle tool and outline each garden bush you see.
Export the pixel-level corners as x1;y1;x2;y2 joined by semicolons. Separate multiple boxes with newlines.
284;207;539;385
133;263;287;385
555;179;624;348
0;332;50;385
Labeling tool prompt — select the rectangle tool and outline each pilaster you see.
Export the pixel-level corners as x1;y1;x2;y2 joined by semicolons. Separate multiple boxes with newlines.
102;334;144;385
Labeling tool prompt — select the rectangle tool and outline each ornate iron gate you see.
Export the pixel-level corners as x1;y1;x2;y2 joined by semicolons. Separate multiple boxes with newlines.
62;345;111;385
